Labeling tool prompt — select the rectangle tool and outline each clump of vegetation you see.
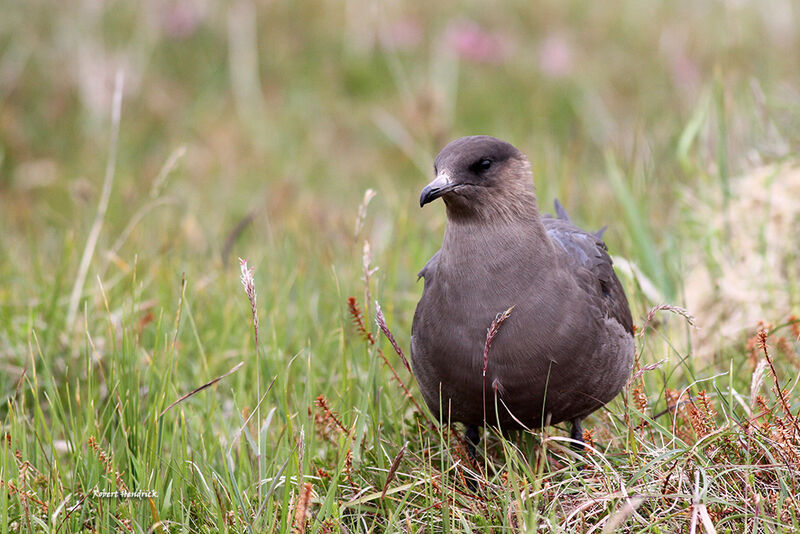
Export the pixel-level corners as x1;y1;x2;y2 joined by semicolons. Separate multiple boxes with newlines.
291;278;800;532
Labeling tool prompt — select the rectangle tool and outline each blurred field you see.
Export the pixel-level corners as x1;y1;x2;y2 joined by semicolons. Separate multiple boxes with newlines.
2;0;800;532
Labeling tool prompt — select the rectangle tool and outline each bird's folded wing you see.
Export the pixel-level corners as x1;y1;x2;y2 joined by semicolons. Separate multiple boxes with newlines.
544;217;634;335
417;249;441;284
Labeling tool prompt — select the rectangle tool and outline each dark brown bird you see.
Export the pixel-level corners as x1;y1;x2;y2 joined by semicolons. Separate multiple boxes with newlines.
411;136;634;453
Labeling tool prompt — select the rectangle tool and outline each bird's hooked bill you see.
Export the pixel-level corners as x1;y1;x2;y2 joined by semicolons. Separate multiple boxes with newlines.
420;171;456;207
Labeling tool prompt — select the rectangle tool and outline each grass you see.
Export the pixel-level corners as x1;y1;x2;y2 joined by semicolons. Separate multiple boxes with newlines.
2;0;800;531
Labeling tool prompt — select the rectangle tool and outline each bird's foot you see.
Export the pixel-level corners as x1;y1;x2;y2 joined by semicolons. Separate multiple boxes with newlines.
569;419;586;451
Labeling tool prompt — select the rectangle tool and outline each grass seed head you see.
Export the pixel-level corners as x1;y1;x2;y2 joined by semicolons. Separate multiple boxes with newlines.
239;258;259;342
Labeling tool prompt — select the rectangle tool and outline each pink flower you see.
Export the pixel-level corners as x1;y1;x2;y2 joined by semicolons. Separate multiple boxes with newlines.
538;33;574;79
659;27;701;93
379;17;423;52
159;1;206;40
444;19;511;64
668;54;701;91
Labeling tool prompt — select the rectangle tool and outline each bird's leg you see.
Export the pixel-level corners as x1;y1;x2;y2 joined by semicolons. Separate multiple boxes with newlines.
463;425;482;492
569;419;585;450
465;425;480;462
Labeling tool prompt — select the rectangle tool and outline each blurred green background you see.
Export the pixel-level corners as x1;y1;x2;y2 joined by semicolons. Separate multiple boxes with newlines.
2;0;800;531
3;0;798;266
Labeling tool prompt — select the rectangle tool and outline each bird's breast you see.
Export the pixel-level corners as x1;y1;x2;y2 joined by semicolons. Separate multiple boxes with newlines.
414;253;582;369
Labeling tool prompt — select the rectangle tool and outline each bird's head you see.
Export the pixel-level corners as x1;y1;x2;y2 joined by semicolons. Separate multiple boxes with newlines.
420;136;537;222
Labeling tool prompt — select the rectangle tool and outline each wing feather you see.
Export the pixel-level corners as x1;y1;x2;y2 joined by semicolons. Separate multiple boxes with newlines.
544;217;633;335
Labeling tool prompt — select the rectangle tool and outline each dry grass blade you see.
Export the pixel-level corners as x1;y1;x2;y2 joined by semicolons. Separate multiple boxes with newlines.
639;304;696;337
627;358;667;385
601;496;644;534
66;70;125;333
689;470;718;534
147;497;165;534
354;188;376;239
222;212;256;264
159;362;244;417
698;505;717;534
375;301;412;373
750;359;769;412
376;350;428;420
150;145;186;199
381;442;407;501
362;241;377;317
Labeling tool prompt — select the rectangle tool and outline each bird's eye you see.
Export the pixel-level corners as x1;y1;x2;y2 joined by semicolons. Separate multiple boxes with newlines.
478;159;492;171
